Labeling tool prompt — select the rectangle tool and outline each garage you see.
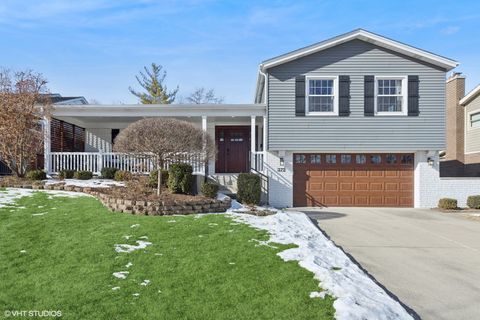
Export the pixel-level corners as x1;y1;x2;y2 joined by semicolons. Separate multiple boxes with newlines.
293;153;414;207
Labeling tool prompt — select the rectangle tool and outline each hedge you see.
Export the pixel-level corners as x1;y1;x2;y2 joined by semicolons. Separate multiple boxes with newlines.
167;164;193;194
201;182;219;199
73;171;93;180
101;167;118;179
438;198;458;210
148;170;169;188
237;173;261;205
467;195;480;209
59;170;75;179
26;170;47;181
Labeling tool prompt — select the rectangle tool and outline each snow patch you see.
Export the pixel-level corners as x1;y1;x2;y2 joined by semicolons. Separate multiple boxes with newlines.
45;179;124;188
229;208;413;320
132;293;140;297
112;286;120;291
310;291;326;299
130;224;140;228
32;213;46;216
114;241;152;253
125;262;133;268
0;188;88;209
140;280;150;286
113;271;129;279
20;250;26;253
139;236;148;239
249;239;278;249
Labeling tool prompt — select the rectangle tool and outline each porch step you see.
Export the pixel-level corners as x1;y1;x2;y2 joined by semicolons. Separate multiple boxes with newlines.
209;174;239;194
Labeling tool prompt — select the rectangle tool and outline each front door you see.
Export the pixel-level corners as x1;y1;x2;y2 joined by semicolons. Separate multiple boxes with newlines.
215;126;250;173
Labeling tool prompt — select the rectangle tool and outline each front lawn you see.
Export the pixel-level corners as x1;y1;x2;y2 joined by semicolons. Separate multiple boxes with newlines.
0;190;334;319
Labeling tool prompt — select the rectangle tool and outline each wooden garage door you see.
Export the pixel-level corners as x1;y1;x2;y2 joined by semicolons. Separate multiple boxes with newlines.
293;153;414;207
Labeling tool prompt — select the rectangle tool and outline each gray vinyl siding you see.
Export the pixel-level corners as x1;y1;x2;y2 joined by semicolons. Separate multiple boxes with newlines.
267;39;446;151
465;96;480;154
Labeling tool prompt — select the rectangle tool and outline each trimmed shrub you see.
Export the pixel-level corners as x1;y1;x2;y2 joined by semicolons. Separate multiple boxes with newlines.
148;170;169;188
26;170;47;181
467;195;480;209
201;182;219;198
237;173;261;205
167;163;193;194
73;170;93;180
438;198;458;210
101;167;118;179
114;170;132;182
59;169;75;179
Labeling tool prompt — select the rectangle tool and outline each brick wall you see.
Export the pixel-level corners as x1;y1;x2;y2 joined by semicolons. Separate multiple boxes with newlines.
445;74;465;162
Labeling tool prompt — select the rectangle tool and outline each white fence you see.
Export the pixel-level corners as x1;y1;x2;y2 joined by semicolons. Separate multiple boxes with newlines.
49;152;205;175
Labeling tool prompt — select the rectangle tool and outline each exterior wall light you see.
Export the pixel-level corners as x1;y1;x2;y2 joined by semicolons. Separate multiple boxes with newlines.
279;157;285;167
427;157;434;166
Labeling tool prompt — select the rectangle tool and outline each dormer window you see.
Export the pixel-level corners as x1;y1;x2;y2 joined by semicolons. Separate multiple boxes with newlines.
375;76;408;115
306;76;338;115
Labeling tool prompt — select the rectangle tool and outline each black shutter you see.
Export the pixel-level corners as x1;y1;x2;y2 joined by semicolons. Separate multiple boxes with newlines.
364;75;375;116
408;75;420;116
295;76;306;116
339;75;350;116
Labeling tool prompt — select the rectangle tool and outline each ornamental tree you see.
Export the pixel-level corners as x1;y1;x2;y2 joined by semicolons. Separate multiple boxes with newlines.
0;68;51;177
113;118;215;195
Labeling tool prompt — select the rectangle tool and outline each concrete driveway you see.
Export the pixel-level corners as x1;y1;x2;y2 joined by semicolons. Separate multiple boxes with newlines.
300;207;480;320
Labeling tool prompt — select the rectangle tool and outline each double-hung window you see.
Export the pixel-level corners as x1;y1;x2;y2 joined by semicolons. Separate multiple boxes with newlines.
306;77;338;115
375;77;407;115
471;112;480;129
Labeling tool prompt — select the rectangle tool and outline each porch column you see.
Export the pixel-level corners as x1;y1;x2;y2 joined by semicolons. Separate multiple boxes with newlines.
250;116;256;153
201;116;207;132
202;116;208;178
43;117;51;174
262;115;267;151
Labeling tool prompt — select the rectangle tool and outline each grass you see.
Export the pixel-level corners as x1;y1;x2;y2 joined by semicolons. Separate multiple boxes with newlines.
0;191;334;320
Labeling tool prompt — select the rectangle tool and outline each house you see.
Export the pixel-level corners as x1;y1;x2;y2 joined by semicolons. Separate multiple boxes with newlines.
43;29;480;208
442;73;480;176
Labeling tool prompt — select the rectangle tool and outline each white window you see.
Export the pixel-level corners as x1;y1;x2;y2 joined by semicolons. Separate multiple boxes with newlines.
375;76;408;115
471;112;480;128
306;76;338;115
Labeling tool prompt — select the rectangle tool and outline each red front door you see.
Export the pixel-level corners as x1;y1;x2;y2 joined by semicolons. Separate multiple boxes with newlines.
215;126;250;173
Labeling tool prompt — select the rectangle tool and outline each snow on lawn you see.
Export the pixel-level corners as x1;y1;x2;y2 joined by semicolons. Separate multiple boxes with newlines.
229;202;413;320
0;188;89;209
114;241;152;253
44;179;124;188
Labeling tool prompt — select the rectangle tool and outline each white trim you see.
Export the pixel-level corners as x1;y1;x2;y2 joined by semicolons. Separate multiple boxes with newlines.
305;76;339;116
465;109;480;154
460;84;480;106
52;104;266;118
374;76;408;116
260;29;458;71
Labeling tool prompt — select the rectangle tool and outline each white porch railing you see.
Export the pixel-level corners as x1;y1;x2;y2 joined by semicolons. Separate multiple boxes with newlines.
49;152;205;175
251;151;265;173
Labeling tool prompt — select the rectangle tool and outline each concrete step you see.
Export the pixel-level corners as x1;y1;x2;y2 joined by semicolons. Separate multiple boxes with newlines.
209;174;239;194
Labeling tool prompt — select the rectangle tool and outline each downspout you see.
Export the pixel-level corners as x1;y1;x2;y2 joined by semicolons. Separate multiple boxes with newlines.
258;65;268;151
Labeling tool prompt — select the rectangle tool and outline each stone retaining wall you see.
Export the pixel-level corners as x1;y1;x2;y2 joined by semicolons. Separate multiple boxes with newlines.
4;183;231;216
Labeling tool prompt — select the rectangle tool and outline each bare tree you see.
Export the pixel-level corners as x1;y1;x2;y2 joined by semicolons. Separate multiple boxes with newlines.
129;63;179;104
113;118;215;195
186;87;224;104
0;68;51;177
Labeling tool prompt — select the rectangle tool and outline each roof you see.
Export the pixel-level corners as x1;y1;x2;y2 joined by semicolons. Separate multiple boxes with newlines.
39;94;88;105
52;103;266;118
460;84;480;106
255;29;459;103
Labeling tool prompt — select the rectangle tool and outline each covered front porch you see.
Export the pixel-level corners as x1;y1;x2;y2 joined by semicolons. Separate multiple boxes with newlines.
45;104;267;176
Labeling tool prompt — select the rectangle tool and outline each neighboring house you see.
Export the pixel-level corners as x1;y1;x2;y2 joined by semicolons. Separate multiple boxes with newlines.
442;73;480;176
42;29;480;208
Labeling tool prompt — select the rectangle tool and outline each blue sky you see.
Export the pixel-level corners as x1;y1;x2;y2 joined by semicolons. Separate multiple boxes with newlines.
0;0;479;104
